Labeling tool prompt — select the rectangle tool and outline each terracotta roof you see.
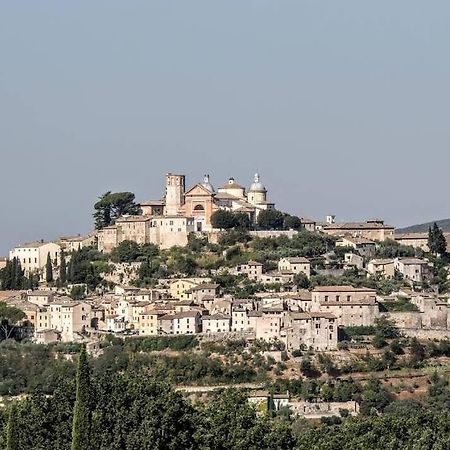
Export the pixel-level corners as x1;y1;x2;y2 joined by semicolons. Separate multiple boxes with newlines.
283;257;310;264
172;311;201;319
313;286;377;293
320;297;378;306
202;313;231;320
324;221;394;230
140;199;165;206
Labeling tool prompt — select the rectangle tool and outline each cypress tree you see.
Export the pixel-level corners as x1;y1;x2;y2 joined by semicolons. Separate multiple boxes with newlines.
60;251;67;285
71;347;92;450
428;223;447;256
46;253;53;284
6;402;18;450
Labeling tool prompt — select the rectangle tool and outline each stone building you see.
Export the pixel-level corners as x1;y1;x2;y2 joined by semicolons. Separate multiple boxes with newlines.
285;312;337;351
367;259;395;278
311;286;379;327
278;257;311;278
394;258;433;283
234;261;264;281
202;313;231;333
321;219;395;241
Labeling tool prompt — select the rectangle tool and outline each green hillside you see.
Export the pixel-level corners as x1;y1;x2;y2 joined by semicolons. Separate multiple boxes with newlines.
397;218;450;234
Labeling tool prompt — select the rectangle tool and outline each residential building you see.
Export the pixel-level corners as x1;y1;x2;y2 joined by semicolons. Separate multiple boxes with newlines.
185;283;220;302
285;312;337;351
202;313;231;333
394;257;433;283
9;241;61;277
170;311;202;334
278;257;311;278
235;261;264;281
367;259;395;278
336;236;376;257
170;278;210;299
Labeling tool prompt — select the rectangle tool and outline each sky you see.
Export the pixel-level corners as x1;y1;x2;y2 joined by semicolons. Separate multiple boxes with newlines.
0;1;449;255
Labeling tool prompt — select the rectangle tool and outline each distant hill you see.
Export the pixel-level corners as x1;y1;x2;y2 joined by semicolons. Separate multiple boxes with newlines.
396;219;450;234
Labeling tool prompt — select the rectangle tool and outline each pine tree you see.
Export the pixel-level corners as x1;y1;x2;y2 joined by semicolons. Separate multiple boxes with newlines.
46;253;53;284
71;347;92;450
6;402;18;450
60;251;67;285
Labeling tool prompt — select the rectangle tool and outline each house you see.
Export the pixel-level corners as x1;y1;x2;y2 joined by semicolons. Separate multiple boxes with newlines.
139;311;166;336
367;259;395;278
285;312;338;351
185;283;220;302
169;278;211;300
9;241;61;278
344;253;364;270
27;290;55;307
202;313;231;333
260;271;295;285
278;257;311;278
170;311;202;334
336;236;376;257
300;218;316;232
394;258;433;283
106;315;126;333
59;233;96;252
235;261;264;281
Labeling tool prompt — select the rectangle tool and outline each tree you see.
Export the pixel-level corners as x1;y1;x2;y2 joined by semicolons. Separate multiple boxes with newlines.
428;223;447;256
374;316;400;340
46;252;53;284
70;285;86;300
110;240;142;263
0;258;27;290
283;215;302;230
59;251;67;285
211;210;238;229
294;272;311;289
71;347;91;450
93;191;141;229
257;209;285;230
234;212;251;230
0;302;25;340
6;403;18;450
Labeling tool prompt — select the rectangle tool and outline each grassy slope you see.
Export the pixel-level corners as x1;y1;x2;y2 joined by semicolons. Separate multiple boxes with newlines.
397;218;450;233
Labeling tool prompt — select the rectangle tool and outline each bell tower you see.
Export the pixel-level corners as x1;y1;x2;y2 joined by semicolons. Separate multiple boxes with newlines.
165;173;185;215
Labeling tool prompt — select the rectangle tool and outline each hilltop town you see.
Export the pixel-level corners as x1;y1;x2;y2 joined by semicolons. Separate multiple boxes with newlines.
2;171;450;447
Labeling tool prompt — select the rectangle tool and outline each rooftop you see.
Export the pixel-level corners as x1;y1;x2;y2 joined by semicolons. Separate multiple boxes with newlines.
313;286;377;293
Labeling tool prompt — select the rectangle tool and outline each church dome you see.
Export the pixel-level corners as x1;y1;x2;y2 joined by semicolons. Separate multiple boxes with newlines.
201;174;215;193
249;173;266;192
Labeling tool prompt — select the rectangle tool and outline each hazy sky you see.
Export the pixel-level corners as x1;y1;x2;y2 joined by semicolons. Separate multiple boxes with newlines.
1;1;449;254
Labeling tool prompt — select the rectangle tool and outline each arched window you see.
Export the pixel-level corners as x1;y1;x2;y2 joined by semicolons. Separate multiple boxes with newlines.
194;204;205;211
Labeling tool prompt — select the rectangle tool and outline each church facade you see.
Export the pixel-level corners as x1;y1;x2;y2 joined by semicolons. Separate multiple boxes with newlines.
146;172;275;232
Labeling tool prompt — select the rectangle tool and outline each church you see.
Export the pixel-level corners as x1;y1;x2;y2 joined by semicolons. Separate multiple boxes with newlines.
98;172;276;252
140;172;276;232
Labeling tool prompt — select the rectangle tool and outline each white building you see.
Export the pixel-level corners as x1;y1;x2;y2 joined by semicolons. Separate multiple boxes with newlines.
9;241;61;277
